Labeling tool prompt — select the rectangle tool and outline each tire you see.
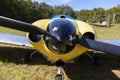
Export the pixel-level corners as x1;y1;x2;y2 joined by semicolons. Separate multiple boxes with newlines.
55;75;63;80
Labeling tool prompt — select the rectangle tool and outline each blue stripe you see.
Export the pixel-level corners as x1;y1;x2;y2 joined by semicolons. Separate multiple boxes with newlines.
51;14;74;20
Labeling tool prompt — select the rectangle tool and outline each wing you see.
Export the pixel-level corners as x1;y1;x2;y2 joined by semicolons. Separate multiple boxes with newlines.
0;33;32;47
73;38;120;56
90;23;105;27
100;40;120;46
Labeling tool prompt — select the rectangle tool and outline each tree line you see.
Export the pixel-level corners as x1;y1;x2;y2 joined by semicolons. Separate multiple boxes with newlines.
0;0;120;23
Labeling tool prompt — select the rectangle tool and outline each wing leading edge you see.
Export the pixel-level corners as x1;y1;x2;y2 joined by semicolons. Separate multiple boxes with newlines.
100;40;120;46
0;33;32;47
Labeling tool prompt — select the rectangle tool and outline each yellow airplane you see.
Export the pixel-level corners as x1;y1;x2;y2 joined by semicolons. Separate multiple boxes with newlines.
0;14;120;80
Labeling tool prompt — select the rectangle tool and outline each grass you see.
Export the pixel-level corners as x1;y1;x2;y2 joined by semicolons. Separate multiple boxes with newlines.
0;26;26;36
92;25;120;40
0;25;120;80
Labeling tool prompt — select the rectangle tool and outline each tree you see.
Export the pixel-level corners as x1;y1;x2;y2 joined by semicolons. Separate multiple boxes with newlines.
53;5;76;18
0;0;120;23
36;2;53;19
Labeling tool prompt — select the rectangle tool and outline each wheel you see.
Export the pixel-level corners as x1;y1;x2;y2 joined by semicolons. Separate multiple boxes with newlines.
55;75;63;80
24;52;31;64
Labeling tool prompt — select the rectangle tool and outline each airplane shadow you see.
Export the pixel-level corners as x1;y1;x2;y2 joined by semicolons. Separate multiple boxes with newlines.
0;46;120;80
0;46;52;65
63;52;120;80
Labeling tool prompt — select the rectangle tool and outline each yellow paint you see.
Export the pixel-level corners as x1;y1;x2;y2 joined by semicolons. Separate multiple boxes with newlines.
28;19;95;62
74;20;95;35
32;19;51;30
29;38;88;62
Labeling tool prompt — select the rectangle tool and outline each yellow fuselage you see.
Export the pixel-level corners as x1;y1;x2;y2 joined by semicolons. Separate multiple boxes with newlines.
28;19;95;62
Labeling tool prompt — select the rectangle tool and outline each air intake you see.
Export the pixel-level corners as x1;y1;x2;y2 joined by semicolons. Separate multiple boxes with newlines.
60;15;66;18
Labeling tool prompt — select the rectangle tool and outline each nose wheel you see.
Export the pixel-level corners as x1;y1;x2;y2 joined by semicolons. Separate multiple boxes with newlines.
55;60;64;80
55;67;63;80
55;75;63;80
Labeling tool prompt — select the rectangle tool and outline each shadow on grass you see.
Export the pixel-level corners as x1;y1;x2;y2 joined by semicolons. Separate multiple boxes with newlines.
63;52;120;80
0;46;120;80
0;46;51;65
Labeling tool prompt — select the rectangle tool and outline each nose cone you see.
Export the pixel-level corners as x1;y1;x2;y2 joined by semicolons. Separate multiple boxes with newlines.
49;19;76;41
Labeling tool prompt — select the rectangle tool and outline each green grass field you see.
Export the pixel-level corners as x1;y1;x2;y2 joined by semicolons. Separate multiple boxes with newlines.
93;25;120;40
0;26;26;36
0;25;120;80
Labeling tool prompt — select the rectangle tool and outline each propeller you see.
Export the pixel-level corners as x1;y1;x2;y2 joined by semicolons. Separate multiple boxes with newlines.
0;16;55;39
72;38;120;56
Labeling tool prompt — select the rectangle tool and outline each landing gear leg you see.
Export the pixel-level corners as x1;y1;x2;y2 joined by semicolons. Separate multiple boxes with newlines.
24;50;37;64
86;52;98;66
55;60;64;80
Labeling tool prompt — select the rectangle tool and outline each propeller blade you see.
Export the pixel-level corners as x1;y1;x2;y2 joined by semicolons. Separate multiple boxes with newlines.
73;38;120;56
0;16;47;35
